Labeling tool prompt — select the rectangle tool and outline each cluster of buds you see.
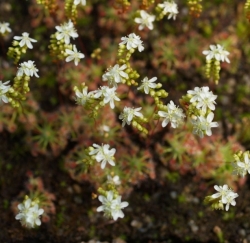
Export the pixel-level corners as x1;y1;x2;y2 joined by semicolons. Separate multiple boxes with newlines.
15;196;44;228
119;106;148;135
65;0;86;24
36;0;57;14
0;22;12;37
204;185;238;211
245;0;250;21
187;0;202;18
203;44;230;84
7;32;37;64
155;0;179;21
140;0;155;10
48;20;84;66
179;86;218;138
113;0;130;13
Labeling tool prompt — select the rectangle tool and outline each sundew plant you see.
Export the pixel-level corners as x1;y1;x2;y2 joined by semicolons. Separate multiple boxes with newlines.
1;0;250;242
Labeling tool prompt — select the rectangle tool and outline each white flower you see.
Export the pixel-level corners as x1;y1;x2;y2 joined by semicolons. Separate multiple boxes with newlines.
0;22;11;35
107;175;121;185
65;45;85;66
89;143;116;169
15;198;44;228
55;20;78;45
14;32;37;49
119;33;144;52
158;1;178;20
188;87;217;113
17;60;39;77
196;88;217;113
237;153;250;176
231;161;247;177
102;64;128;87
103;86;120;109
75;86;93;106
119;107;143;127
137;76;157;94
0;80;10;104
191;112;218;138
211;185;238;211
110;196;129;220
97;191;128;221
74;0;86;5
97;191;116;218
158;101;185;128
202;44;230;63
211;185;230;201
26;204;44;227
221;192;238;211
135;10;155;30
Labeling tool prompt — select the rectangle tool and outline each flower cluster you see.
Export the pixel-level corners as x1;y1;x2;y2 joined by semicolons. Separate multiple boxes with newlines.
158;100;186;128
203;44;230;63
49;20;85;66
232;151;250;177
202;44;230;84
204;185;238;211
156;1;179;20
179;86;219;138
17;60;39;78
97;191;129;221
187;86;217;113
15;197;44;228
102;64;128;87
119;33;144;52
89;143;116;169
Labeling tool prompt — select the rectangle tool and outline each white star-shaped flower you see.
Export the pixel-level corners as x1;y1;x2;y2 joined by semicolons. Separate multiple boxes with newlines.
192;112;218;138
137;76;157;94
55;20;78;45
119;33;144;52
119;107;143;127
135;10;155;30
0;22;11;35
158;1;178;20
65;45;85;66
14;32;37;49
102;87;120;109
75;86;94;106
158;101;185;128
89;143;116;169
102;64;128;87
